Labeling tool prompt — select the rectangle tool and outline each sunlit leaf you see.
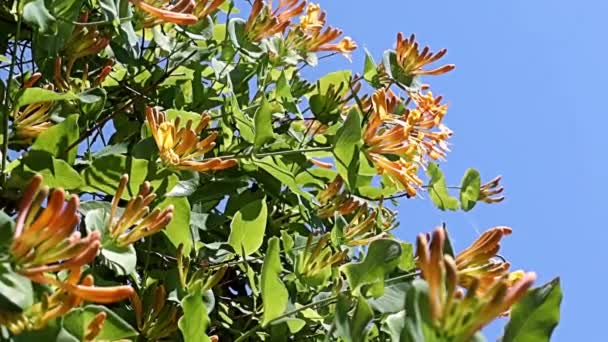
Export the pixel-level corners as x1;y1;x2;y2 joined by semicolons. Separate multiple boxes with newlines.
261;237;288;326
228;198;267;256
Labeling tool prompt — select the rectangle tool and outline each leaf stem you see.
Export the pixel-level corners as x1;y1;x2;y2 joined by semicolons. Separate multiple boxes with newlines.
1;0;22;186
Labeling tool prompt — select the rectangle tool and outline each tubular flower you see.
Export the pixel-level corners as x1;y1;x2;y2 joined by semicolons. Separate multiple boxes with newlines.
130;0;198;27
395;32;455;76
131;284;181;340
146;107;237;172
287;3;356;56
63;12;110;73
245;0;306;41
10;175;101;279
296;234;347;284
194;0;226;19
316;176;364;218
362;88;453;196
455;226;513;292
416;228;536;340
108;174;174;247
342;205;395;246
11;92;54;142
479;176;505;203
0;268;133;335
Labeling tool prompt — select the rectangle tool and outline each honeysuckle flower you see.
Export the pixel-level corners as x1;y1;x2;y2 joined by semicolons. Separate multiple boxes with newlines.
11;89;54;142
416;227;536;340
146;106;237;172
455;226;512;292
342;205;395;246
131;284;180;340
245;0;306;41
479;175;505;203
108;174;174;247
287;3;356;56
395;32;455;76
194;0;226;19
369;153;423;197
296;234;347;283
63;12;110;72
11;175;101;279
130;0;198;27
316;176;364;218
1;267;133;335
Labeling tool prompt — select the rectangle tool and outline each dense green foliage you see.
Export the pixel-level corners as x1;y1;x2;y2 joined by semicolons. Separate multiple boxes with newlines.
0;0;562;341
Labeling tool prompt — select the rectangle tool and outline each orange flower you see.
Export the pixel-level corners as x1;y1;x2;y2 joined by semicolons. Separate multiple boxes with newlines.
130;0;198;27
395;32;455;76
316;176;364;218
64;12;110;64
11;175;101;278
146;107;237;172
194;0;226;19
369;153;423;197
245;0;305;41
479;176;505;203
108;174;174;247
416;227;536;339
287;3;356;56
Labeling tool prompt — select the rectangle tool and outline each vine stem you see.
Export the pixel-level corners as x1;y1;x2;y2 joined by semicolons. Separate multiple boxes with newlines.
1;0;22;186
234;296;338;342
214;145;333;161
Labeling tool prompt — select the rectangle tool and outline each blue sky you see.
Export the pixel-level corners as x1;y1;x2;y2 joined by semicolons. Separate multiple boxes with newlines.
309;0;603;339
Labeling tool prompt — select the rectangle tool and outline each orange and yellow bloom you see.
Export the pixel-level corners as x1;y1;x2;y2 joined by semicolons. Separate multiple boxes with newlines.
108;174;174;247
245;0;306;41
416;227;535;339
395;32;455;76
146;106;237;173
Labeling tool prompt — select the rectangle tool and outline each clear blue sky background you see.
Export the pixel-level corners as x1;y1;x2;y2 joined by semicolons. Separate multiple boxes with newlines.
308;0;603;340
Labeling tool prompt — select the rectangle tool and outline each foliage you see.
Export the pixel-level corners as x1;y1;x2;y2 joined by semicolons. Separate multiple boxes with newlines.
0;0;560;341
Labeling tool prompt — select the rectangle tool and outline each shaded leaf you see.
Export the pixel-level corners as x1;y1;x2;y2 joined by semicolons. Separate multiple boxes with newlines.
32;114;79;164
502;278;562;342
261;237;288;326
333;108;362;189
228;198;267;256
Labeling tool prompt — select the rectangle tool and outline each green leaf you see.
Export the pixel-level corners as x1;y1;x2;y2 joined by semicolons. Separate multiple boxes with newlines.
0;211;14;252
426;163;458;211
0;263;33;311
14;151;83;190
178;282;211;342
14;87;78;108
230;95;254;143
80;154;148;198
460;168;481;211
23;0;56;33
316;70;351;97
398;242;415;271
333;108;362;189
159;196;192;255
254;97;275;148
502;278;562;342
254;156;311;200
261;237;289;326
32;114;79;164
334;295;373;342
363;49;378;84
78;88;107;121
340;239;402;297
63;305;138;341
15;319;78;342
228;198;267;256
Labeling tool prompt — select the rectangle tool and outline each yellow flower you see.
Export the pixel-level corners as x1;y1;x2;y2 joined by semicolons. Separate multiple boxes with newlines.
11;175;101;279
146;106;237;172
395;32;455;76
245;0;305;41
369;153;423;197
108;174;174;247
130;0;198;27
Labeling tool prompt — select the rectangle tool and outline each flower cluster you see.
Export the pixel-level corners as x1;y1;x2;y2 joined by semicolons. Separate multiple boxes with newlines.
146;106;237;172
6;175;134;334
416;227;535;339
286;3;357;55
108;174;174;247
363;88;452;196
395;33;455;77
317;176;363;218
245;0;306;41
130;0;225;27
